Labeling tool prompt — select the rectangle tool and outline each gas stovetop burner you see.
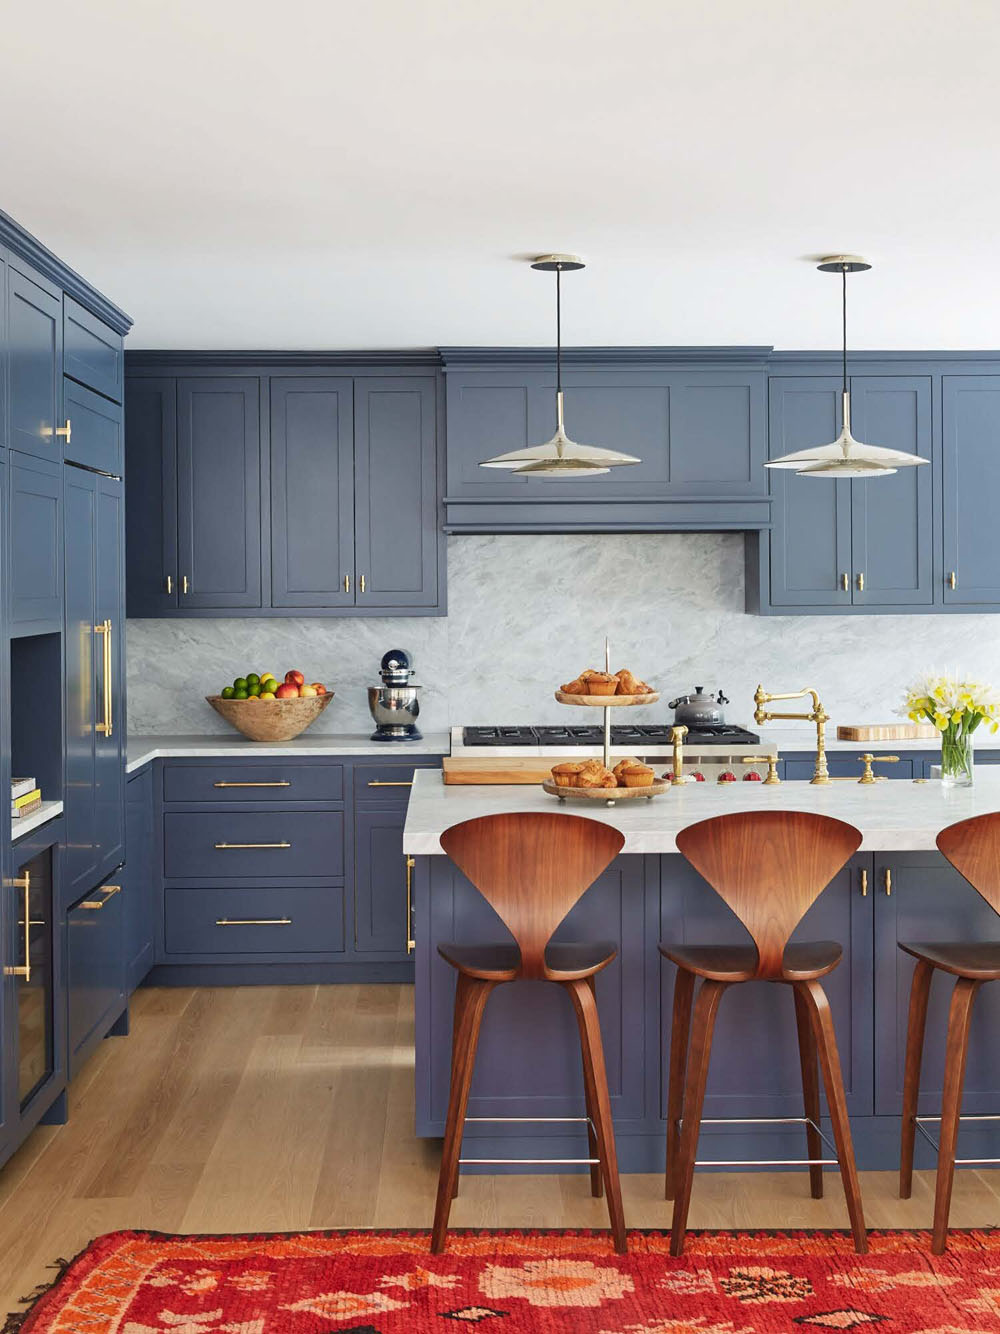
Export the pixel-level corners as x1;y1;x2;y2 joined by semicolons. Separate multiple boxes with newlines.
461;724;760;747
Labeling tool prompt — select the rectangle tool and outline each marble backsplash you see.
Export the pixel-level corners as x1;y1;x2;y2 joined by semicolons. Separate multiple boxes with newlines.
126;533;1000;737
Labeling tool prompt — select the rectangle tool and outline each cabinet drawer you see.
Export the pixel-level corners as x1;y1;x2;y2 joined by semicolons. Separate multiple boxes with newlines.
68;878;125;1076
164;762;344;804
354;761;440;799
63;297;123;402
64;379;123;475
163;810;344;878
164;885;344;955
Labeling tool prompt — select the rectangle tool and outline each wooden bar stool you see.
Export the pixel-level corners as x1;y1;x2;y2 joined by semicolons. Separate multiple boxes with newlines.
663;809;867;1256
899;812;1000;1253
433;811;627;1255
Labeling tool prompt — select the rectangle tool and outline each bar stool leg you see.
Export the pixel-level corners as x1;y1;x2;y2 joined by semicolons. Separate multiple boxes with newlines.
670;979;728;1257
797;980;867;1254
432;974;495;1254
581;978;603;1199
899;957;934;1199
793;985;824;1200
665;967;695;1200
566;978;627;1254
932;976;982;1255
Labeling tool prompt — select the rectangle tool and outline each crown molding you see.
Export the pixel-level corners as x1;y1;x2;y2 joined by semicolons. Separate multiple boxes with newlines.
439;345;774;368
125;348;442;370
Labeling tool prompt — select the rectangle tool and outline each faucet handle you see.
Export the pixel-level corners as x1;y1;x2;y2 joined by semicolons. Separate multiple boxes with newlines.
857;753;900;784
741;755;781;785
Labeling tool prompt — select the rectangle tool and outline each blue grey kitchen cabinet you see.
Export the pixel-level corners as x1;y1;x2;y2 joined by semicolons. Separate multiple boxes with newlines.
353;760;441;958
440;353;770;532
177;378;262;608
942;376;1000;605
782;754;915;782
9;451;62;632
124;377;178;616
874;853;1000;1160
759;375;933;611
354;378;442;608
124;767;154;993
270;376;355;608
67;872;126;1080
63;467;125;903
63;378;123;476
63;297;123;403
7;260;62;461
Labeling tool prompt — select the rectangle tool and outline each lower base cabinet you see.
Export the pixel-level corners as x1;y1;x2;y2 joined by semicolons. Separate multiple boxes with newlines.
125;766;154;993
67;874;126;1080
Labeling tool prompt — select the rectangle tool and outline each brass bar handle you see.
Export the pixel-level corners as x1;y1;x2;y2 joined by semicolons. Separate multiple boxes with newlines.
840;573;849;591
80;884;122;910
857;753;900;784
856;572;865;592
4;873;31;980
740;755;781;784
884;867;892;897
860;868;868;897
95;620;113;737
165;575;173;595
216;917;292;926
343;574;351;593
360;574;366;593
406;855;416;954
56;419;71;445
213;781;291;788
182;576;189;595
367;780;413;787
948;571;957;590
214;841;291;850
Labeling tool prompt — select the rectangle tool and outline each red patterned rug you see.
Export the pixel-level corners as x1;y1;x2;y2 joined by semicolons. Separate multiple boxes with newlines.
9;1228;1000;1333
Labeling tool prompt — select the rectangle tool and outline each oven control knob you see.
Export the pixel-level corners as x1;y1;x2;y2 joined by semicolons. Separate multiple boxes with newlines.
717;770;737;783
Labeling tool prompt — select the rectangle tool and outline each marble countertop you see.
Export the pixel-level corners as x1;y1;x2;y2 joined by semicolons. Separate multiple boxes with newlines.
126;732;451;773
402;767;1000;855
763;726;1000;753
11;800;63;842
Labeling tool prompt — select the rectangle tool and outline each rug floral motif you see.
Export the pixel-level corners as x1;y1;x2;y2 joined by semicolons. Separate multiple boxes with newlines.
10;1229;1000;1334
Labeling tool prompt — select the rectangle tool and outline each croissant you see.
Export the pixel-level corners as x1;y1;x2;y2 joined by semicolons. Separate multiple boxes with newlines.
614;668;651;696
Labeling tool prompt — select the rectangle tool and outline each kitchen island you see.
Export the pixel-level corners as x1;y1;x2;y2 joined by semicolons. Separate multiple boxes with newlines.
404;769;1000;1173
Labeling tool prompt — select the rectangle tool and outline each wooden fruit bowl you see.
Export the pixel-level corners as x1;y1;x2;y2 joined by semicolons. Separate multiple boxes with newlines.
554;691;660;707
206;692;333;742
542;778;671;803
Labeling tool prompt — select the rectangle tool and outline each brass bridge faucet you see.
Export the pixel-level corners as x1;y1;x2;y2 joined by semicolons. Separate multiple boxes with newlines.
754;685;830;785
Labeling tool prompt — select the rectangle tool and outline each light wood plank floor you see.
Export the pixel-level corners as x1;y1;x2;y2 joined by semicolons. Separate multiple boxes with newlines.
2;983;1000;1309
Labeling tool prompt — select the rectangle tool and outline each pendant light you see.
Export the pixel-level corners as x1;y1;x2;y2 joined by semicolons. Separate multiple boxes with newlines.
479;255;641;476
765;256;930;478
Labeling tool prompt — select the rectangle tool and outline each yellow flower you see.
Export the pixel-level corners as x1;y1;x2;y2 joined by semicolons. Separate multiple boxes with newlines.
934;712;949;730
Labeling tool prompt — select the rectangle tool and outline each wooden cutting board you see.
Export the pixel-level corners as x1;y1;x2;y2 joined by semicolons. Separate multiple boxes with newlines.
836;723;938;741
443;757;630;785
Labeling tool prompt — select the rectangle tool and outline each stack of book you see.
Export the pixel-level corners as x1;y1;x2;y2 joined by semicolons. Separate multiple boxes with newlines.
11;777;42;819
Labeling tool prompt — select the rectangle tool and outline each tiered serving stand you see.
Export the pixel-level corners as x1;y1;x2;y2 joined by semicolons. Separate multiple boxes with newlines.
542;638;671;805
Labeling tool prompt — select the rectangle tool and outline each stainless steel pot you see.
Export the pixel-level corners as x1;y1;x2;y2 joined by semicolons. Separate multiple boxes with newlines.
668;686;729;727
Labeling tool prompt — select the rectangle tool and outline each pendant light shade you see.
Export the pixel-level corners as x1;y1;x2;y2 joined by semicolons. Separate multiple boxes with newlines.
764;256;929;478
479;255;641;476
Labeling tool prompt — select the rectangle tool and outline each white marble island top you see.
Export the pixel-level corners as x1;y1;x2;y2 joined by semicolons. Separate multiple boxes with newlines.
403;767;1000;855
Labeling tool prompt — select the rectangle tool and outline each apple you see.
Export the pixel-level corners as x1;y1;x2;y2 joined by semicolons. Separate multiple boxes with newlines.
275;682;298;699
300;684;318;698
311;682;327;695
285;670;304;687
259;690;276;700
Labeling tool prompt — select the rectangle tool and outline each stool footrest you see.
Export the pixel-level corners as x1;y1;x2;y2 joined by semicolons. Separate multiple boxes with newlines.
913;1114;1000;1163
459;1156;599;1166
676;1115;840;1169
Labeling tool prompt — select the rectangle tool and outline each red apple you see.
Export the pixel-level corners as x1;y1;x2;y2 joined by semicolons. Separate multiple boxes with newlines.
275;682;298;699
300;684;318;698
285;670;305;687
311;682;327;695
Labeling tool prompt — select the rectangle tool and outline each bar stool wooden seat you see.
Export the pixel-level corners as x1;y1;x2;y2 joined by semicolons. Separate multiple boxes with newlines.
662;810;868;1256
433;811;627;1255
899;812;1000;1254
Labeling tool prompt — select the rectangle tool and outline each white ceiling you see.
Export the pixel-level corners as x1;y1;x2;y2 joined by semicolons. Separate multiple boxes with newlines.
3;0;999;350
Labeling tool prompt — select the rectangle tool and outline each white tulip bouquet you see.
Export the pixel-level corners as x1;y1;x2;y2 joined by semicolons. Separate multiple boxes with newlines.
901;673;1000;785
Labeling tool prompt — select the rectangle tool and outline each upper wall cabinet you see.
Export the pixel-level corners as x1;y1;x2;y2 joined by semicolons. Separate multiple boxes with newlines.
440;351;770;532
125;365;445;617
749;372;934;615
63;298;123;403
942;376;1000;605
8;260;62;462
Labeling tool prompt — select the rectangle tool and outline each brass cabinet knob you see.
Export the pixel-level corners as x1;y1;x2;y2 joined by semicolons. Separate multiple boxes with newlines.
948;571;957;590
840;573;849;591
343;574;351;594
856;572;865;592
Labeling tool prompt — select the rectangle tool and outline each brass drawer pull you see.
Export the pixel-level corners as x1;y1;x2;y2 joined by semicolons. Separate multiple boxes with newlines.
213;781;291;788
80;884;122;910
214;841;291;850
216;917;292;926
95;620;113;737
860;868;868;897
360;574;366;593
884;867;892;897
343;574;351;593
56;419;72;444
182;575;189;595
367;780;413;787
405;855;416;954
4;872;31;980
165;574;173;594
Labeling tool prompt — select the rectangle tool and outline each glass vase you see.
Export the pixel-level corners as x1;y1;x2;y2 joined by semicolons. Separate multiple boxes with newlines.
940;727;975;787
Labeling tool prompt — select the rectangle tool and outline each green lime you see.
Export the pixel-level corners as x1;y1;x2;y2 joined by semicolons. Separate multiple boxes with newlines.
233;677;248;692
247;682;261;697
261;677;279;694
247;673;260;686
221;686;235;700
233;688;249;700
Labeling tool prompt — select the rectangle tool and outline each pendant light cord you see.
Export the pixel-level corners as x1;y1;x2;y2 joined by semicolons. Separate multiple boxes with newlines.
555;264;562;396
842;263;848;397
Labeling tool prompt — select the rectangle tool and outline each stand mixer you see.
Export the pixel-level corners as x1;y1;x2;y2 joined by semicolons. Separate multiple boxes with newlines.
368;649;423;741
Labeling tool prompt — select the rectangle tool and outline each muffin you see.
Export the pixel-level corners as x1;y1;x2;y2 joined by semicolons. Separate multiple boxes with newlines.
584;671;618;696
619;762;655;788
551;761;585;788
613;756;641;782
